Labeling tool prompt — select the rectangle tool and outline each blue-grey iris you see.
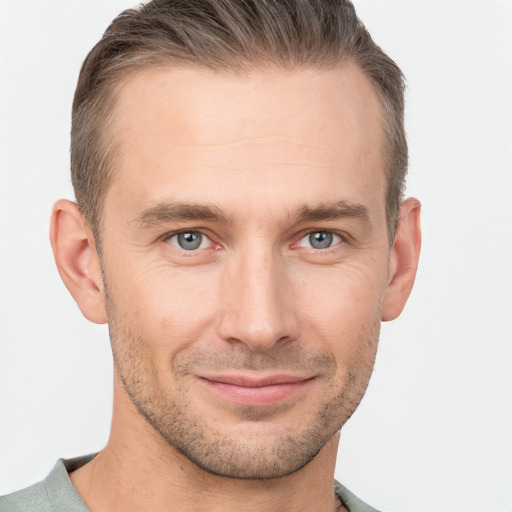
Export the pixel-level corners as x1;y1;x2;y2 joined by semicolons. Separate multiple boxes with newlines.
177;232;202;250
309;231;333;249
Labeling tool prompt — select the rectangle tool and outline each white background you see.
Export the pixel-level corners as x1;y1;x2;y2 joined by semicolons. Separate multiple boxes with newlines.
0;1;511;511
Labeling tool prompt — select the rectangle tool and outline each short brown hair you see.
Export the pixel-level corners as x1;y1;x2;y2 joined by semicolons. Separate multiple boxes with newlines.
71;0;407;243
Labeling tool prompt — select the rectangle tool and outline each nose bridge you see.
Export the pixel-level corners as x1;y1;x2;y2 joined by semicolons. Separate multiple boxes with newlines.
219;243;296;351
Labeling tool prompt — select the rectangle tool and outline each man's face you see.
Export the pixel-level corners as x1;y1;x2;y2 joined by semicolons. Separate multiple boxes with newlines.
100;63;390;478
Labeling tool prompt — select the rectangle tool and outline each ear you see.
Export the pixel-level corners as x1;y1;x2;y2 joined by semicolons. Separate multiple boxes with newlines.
49;199;107;324
382;198;422;321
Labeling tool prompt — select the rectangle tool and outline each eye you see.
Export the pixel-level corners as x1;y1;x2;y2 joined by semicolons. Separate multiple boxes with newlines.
298;231;342;250
167;231;211;251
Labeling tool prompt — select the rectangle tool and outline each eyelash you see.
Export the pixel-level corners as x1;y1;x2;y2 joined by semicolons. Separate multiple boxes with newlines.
295;230;344;251
162;229;346;254
164;230;218;252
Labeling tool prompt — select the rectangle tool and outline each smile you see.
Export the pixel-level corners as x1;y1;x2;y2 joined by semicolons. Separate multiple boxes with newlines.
196;374;316;406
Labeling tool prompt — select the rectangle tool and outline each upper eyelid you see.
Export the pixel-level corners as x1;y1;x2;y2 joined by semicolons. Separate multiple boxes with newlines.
162;228;211;240
162;229;211;245
162;232;215;255
296;230;343;245
160;228;349;248
294;228;348;243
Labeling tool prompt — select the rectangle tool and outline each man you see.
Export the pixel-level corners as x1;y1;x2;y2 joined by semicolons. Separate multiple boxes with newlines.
0;0;421;510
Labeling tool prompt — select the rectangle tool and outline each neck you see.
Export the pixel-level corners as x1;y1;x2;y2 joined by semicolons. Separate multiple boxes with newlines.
70;379;343;512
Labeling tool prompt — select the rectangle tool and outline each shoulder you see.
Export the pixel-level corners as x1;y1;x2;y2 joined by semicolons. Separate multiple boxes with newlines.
335;480;383;512
0;456;94;512
0;480;53;512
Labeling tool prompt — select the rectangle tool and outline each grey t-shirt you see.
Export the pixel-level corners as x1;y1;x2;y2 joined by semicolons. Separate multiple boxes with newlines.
0;455;381;512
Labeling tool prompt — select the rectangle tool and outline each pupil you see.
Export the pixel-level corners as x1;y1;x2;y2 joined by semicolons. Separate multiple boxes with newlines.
178;232;202;250
309;231;332;249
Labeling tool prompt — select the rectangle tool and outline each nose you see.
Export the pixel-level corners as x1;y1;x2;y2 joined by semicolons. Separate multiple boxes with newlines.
218;247;298;352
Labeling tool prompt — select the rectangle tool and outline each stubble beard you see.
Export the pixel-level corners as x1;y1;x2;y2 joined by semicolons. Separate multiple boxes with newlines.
106;297;379;480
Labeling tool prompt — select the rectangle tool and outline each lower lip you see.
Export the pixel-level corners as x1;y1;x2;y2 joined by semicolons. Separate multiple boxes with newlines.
198;378;314;406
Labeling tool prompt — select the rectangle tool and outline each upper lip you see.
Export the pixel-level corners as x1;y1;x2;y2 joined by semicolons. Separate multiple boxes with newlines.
198;374;314;387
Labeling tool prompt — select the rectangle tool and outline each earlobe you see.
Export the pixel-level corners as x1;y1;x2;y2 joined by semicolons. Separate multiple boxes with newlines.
49;199;107;324
381;198;422;322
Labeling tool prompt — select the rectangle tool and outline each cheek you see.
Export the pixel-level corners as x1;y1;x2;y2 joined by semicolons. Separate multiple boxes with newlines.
106;259;223;355
293;263;385;376
296;263;386;332
105;265;224;397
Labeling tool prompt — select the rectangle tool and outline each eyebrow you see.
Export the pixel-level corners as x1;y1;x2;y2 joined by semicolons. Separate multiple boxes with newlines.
292;201;371;225
133;202;235;227
133;199;370;228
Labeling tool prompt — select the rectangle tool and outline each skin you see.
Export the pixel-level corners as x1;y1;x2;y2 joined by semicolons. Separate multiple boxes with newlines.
50;62;421;512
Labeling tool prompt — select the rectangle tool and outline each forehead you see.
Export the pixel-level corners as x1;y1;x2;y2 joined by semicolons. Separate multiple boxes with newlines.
105;63;386;224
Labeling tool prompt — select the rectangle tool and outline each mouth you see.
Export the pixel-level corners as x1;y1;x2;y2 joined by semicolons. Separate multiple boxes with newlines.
196;373;316;406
